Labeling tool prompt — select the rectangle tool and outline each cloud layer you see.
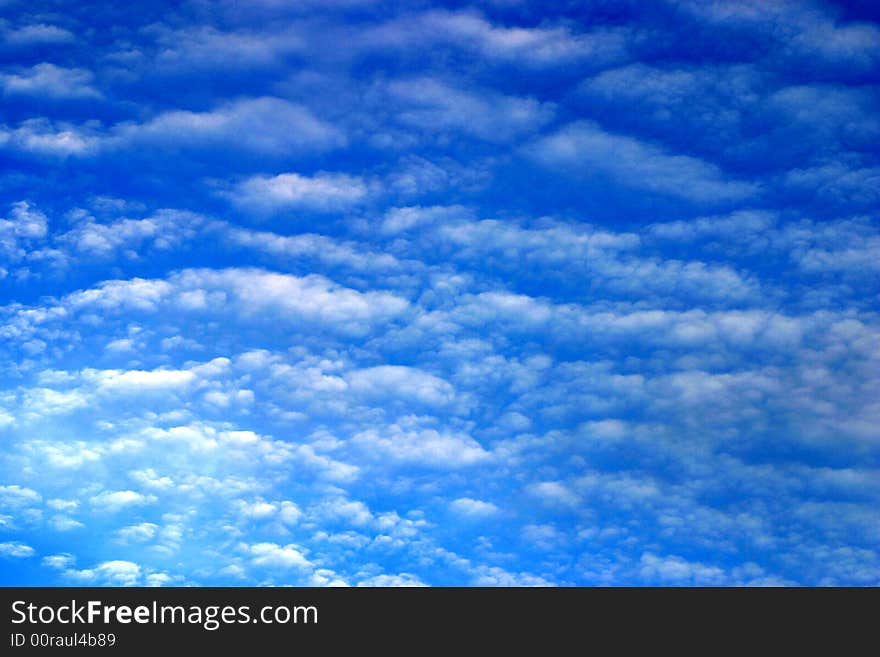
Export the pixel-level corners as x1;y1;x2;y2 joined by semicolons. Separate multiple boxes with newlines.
0;0;877;586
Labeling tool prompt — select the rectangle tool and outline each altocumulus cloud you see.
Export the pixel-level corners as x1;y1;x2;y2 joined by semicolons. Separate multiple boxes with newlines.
0;0;877;587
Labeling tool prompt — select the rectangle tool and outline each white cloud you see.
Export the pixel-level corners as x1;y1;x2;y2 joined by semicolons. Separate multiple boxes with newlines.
450;497;499;518
93;560;141;586
59;267;410;335
579;63;760;136
357;573;426;586
171;268;410;333
442;293;812;351
148;25;305;71
428;218;755;300
49;515;84;531
61;209;204;257
105;338;135;353
2;23;75;46
2;97;344;159
145;572;180;587
0;118;100;156
385;155;491;197
223;172;368;213
89;368;196;392
235;499;301;525
129;469;174;491
528;481;580;508
784;162;880;207
639;552;726;585
790;20;880;69
351;426;490;468
116;523;159;543
0;201;48;261
223;226;403;272
313;498;374;527
380;205;472;234
387;77;554;142
521;523;561;550
0;541;35;558
90;490;157;511
0;485;41;508
648;210;777;243
246;542;311;569
528;121;758;202
469;565;556;586
42;553;75;569
25;441;102;469
23;388;90;416
346;366;455;406
116;97;345;155
1;63;101;99
66;277;172;312
46;499;78;512
365;10;628;67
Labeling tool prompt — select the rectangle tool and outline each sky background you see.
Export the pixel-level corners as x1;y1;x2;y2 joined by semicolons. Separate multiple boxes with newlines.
0;0;878;586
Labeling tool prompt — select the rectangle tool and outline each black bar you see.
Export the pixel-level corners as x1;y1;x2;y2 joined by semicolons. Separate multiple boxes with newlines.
0;587;875;652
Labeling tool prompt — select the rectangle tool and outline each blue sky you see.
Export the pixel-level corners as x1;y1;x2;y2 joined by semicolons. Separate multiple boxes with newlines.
0;0;877;586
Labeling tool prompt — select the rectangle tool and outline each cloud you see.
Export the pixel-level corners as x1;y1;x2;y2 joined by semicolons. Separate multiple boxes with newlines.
364;10;628;67
350;426;490;468
639;552;726;585
679;0;880;70
60;209;204;257
235;499;301;525
0;118;99;156
89;368;196;392
57;267;410;335
0;201;47;265
2;23;75;46
223;226;403;272
469;565;556;587
784;162;880;208
116;523;159;543
385;155;492;197
387;78;554;142
1;63;101;99
1;98;345;159
170;268;410;332
312;497;373;527
91;560;141;586
22;388;90;417
789;19;880;70
356;573;426;586
346;366;455;407
528;481;580;509
0;485;41;508
647;210;777;243
527;121;758;202
49;515;84;531
222;172;369;213
46;499;78;512
429;218;756;301
450;498;499;518
0;541;35;557
42;553;75;569
246;542;311;569
90;490;157;511
115;97;345;154
380;205;473;234
146;24;305;71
